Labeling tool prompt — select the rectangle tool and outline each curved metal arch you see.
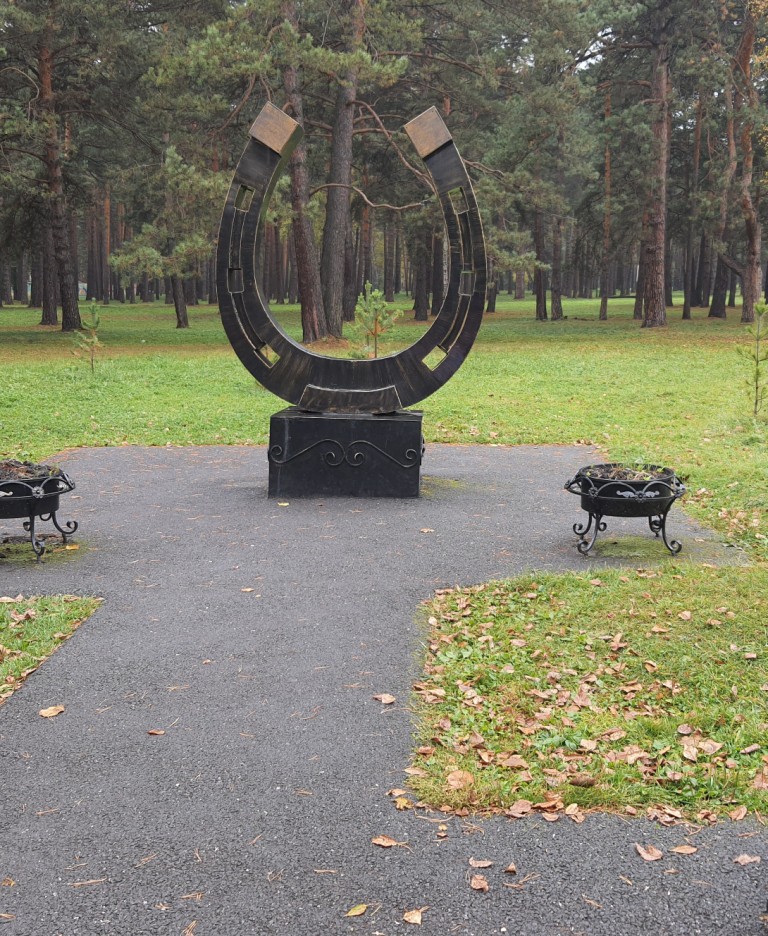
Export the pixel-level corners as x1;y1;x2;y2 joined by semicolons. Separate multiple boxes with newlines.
217;103;486;414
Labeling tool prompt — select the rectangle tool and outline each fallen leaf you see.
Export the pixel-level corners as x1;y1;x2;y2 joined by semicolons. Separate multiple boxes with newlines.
733;854;761;866
39;705;65;718
504;863;517;874
671;845;697;855
730;806;748;821
470;874;489;892
420;528;434;534
147;729;165;736
446;769;474;790
371;835;405;848
373;693;396;705
64;544;80;551
277;502;289;507
506;799;532;818
635;843;663;862
469;858;493;868
346;904;367;917
403;908;427;924
583;895;603;909
678;610;692;620
740;744;760;755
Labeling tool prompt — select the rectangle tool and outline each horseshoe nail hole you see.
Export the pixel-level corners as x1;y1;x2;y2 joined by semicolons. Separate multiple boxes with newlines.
448;186;469;214
257;344;280;368
460;270;475;296
235;185;255;211
228;268;244;293
422;347;448;371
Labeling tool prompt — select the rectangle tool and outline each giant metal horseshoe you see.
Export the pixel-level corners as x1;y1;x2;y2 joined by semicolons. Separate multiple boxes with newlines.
217;104;486;414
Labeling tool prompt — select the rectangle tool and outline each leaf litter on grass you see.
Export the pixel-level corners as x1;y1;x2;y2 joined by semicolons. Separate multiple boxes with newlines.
408;566;768;822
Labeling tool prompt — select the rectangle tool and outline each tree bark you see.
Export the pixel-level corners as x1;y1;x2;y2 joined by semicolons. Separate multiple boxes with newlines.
171;274;189;328
534;211;547;320
38;30;80;331
599;92;611;321
734;9;761;323
41;224;59;326
708;255;728;318
320;0;365;337
281;20;328;344
642;25;670;328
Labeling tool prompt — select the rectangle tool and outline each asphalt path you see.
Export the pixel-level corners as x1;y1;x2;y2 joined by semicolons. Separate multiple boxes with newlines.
0;444;764;936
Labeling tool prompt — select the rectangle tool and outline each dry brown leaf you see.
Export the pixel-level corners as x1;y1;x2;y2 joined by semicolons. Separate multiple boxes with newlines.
504;863;517;874
506;799;533;818
730;806;748;821
373;693;396;705
446;769;474;790
469;858;493;868
470;874;489;892
39;705;65;718
678;610;692;620
371;835;405;848
403;908;427;925
733;854;761;866
671;845;697;855
740;744;760;755
498;754;529;769
346;903;368;917
635;843;663;862
147;729;166;736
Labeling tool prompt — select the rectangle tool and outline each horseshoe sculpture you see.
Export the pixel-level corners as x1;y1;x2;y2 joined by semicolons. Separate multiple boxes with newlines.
217;103;486;415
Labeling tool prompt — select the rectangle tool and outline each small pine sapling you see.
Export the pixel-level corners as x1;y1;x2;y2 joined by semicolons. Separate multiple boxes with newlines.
739;303;767;416
350;282;399;358
71;303;102;373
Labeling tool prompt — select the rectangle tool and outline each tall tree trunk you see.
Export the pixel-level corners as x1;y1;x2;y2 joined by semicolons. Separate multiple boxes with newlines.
551;215;563;320
383;217;395;302
515;271;525;299
171;274;188;328
534;211;547;320
634;233;646;320
683;95;703;319
734;9;761;323
709;256;728;318
38;32;80;331
343;224;357;322
642;24;670;328
41;224;59;326
282;23;328;343
394;226;402;295
599;92;611;321
728;268;738;308
320;0;365;337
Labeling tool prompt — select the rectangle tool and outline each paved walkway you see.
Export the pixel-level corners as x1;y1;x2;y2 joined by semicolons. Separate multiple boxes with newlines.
0;445;763;935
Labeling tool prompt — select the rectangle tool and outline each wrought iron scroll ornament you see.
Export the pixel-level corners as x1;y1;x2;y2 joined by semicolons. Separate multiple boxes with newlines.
0;472;78;559
269;439;422;469
217;104;486;414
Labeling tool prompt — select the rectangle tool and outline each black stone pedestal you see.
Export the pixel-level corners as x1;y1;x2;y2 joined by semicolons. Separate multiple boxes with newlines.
268;408;424;498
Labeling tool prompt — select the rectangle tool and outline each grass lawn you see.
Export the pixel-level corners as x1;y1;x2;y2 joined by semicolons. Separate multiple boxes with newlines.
0;594;102;702
1;295;767;818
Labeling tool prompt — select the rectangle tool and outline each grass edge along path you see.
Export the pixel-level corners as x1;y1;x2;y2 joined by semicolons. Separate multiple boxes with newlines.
406;565;768;823
0;595;102;705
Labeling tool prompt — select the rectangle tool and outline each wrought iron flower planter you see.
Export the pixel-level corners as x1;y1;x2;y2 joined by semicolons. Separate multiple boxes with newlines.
564;463;686;556
0;463;78;560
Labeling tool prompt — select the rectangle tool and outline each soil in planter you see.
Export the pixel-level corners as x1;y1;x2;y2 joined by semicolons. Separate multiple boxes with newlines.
583;464;671;482
0;460;60;482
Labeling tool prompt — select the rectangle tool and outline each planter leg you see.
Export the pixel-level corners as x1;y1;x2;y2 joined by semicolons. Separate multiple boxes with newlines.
575;512;605;555
22;512;46;561
48;512;78;543
657;507;682;555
